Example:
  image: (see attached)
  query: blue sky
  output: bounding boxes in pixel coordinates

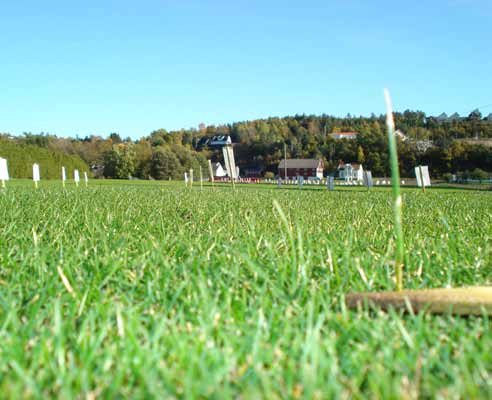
[1,0,491,139]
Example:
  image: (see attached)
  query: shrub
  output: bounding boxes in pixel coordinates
[0,138,89,179]
[470,168,489,180]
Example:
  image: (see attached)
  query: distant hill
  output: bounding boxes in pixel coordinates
[0,138,90,179]
[455,138,492,148]
[2,108,492,179]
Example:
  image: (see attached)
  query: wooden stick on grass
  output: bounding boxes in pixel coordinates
[346,287,492,315]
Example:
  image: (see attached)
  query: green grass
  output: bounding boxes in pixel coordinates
[0,180,491,398]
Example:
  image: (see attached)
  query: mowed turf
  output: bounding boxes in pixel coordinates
[0,180,491,398]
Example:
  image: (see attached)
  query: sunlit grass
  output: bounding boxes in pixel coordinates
[0,180,491,398]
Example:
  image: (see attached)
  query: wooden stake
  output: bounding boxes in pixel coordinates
[346,287,492,316]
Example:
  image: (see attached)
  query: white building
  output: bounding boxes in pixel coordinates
[209,135,232,147]
[213,162,227,178]
[278,159,324,179]
[329,132,359,140]
[338,162,364,181]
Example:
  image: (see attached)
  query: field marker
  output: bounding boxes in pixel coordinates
[327,176,334,191]
[0,158,9,188]
[223,145,236,190]
[61,166,66,187]
[415,165,430,192]
[84,172,88,187]
[32,163,40,189]
[207,160,214,186]
[363,171,373,191]
[74,170,80,187]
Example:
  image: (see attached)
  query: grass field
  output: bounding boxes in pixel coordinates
[1,180,491,398]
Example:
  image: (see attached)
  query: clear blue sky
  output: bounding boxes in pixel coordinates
[1,0,491,139]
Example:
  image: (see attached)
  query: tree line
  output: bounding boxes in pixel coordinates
[1,109,492,179]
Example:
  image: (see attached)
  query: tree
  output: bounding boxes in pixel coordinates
[151,147,181,180]
[103,144,136,179]
[134,141,153,179]
[357,146,365,164]
[468,109,482,121]
[470,168,488,180]
[21,133,50,147]
[149,129,168,147]
[109,133,123,144]
[367,152,384,176]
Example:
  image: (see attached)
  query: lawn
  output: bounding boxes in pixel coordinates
[0,180,491,398]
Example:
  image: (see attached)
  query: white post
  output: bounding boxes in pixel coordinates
[208,160,214,185]
[84,172,88,187]
[32,163,40,189]
[62,166,66,187]
[0,158,9,188]
[74,169,80,187]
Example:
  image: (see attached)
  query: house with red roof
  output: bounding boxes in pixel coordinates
[278,159,324,179]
